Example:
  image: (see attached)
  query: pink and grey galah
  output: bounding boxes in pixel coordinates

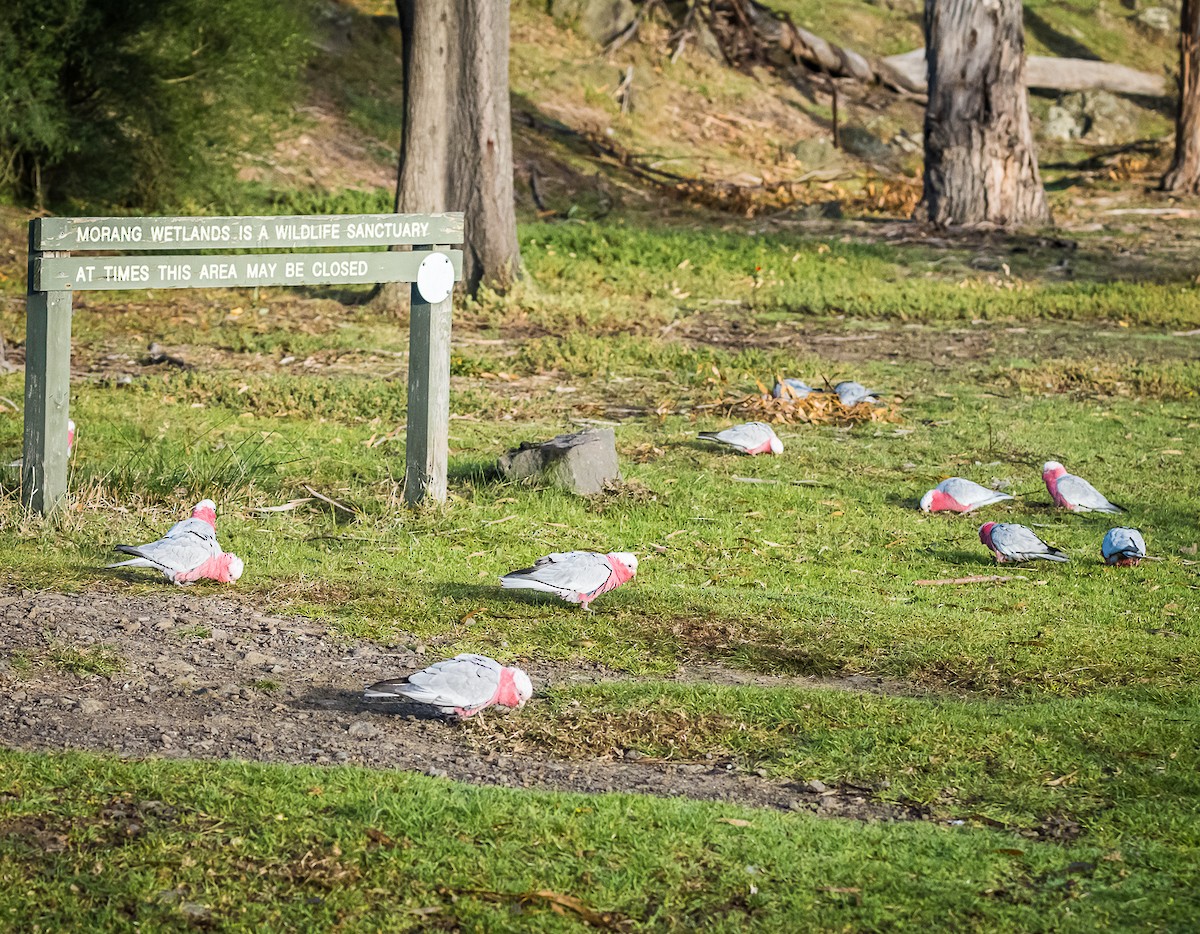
[698,422,783,455]
[979,522,1069,564]
[1102,527,1147,566]
[1042,461,1123,513]
[920,477,1014,513]
[363,654,533,718]
[106,499,243,585]
[500,550,637,610]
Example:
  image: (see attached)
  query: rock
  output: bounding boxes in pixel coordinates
[78,699,105,716]
[839,125,895,164]
[498,428,620,495]
[242,650,273,667]
[548,0,636,45]
[347,721,380,738]
[806,778,828,794]
[1135,6,1174,33]
[1048,91,1140,146]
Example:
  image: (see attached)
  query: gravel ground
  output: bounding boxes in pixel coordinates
[0,584,926,822]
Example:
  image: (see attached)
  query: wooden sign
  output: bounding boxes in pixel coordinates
[23,213,465,515]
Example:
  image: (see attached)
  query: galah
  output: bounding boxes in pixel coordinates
[500,551,637,610]
[1102,527,1147,566]
[772,377,818,400]
[1042,461,1123,513]
[979,522,1069,564]
[920,478,1014,514]
[834,381,878,407]
[364,654,533,718]
[7,418,77,468]
[698,422,783,455]
[106,500,243,585]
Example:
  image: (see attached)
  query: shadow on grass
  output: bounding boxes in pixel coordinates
[448,458,503,487]
[294,687,450,721]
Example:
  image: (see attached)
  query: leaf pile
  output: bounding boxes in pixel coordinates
[705,379,903,426]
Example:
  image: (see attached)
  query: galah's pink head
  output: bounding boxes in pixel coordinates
[67,419,76,454]
[609,552,638,580]
[919,489,936,512]
[768,433,784,455]
[511,667,533,706]
[1042,461,1066,483]
[219,553,244,582]
[191,499,218,528]
[978,522,996,546]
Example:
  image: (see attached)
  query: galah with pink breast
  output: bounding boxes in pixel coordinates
[106,499,243,585]
[364,654,533,718]
[920,477,1014,513]
[1042,461,1123,513]
[698,422,783,455]
[500,550,637,611]
[979,522,1069,564]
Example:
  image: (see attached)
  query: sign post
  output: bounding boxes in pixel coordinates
[22,213,465,515]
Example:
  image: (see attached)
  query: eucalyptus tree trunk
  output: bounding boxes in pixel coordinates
[1163,0,1200,194]
[919,0,1050,228]
[383,0,521,309]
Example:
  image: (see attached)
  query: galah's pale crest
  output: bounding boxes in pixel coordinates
[1043,461,1123,513]
[834,381,878,407]
[364,654,533,718]
[772,377,818,400]
[106,500,243,585]
[1102,527,1147,566]
[920,478,1014,513]
[500,550,637,610]
[698,422,783,455]
[979,522,1069,564]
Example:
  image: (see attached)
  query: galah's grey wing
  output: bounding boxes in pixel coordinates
[992,524,1050,556]
[116,535,214,572]
[506,552,613,595]
[1103,528,1145,560]
[402,656,501,709]
[942,478,1012,508]
[1058,475,1121,512]
[719,423,771,448]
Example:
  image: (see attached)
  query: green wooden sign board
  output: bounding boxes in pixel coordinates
[23,214,464,515]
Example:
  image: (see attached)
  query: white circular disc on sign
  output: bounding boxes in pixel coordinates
[416,251,455,303]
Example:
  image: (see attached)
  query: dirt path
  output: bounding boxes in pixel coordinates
[0,584,923,821]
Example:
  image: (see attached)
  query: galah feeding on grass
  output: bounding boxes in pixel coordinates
[1102,527,1147,566]
[772,377,818,400]
[920,478,1014,514]
[979,522,1069,564]
[834,381,878,407]
[106,499,243,585]
[363,654,533,718]
[698,422,783,455]
[7,418,77,468]
[1042,461,1123,513]
[500,550,637,611]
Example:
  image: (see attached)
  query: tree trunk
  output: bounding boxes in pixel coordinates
[919,0,1050,228]
[384,0,521,308]
[1163,0,1200,194]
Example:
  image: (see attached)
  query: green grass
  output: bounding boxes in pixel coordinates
[1,749,1196,932]
[1,214,1199,929]
[44,643,125,677]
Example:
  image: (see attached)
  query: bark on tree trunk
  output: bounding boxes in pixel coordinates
[383,0,521,310]
[1163,0,1200,194]
[919,0,1050,228]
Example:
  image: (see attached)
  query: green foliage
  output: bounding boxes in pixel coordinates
[0,0,312,209]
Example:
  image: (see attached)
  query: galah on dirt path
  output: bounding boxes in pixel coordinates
[772,377,819,400]
[1043,461,1123,513]
[698,422,783,455]
[979,522,1069,564]
[1102,527,1147,566]
[7,418,77,469]
[106,500,242,585]
[500,551,637,611]
[921,478,1014,514]
[364,654,533,718]
[834,381,879,407]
